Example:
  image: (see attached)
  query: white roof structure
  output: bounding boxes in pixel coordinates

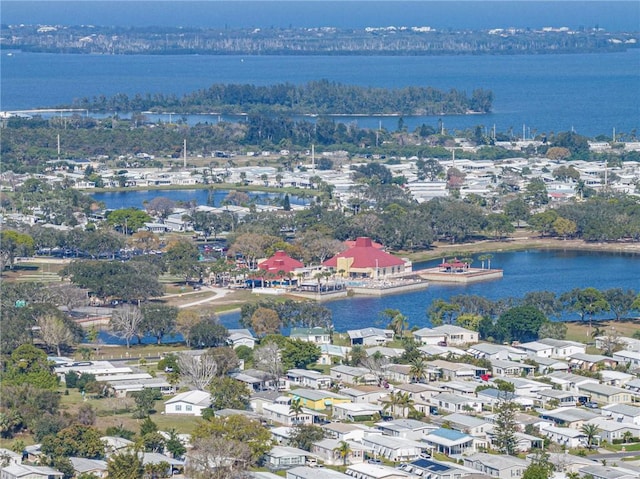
[165,390,212,407]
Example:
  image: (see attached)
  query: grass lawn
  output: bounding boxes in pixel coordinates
[564,319,640,344]
[607,442,640,452]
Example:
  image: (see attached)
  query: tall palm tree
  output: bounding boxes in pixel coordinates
[409,357,428,383]
[333,440,352,466]
[580,423,600,449]
[289,398,304,425]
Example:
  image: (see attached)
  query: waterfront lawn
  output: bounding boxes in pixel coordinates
[564,319,640,343]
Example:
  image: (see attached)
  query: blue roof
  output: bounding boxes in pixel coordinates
[478,388,516,400]
[429,428,469,440]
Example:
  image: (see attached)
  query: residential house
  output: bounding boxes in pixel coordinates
[101,436,134,454]
[264,446,308,471]
[344,462,414,479]
[1,465,63,479]
[339,386,388,404]
[262,403,315,426]
[576,464,640,479]
[414,325,478,346]
[431,392,483,413]
[537,338,586,358]
[517,340,555,358]
[577,382,632,405]
[602,403,640,425]
[392,383,442,416]
[226,329,256,349]
[613,350,640,369]
[318,344,351,365]
[366,347,404,360]
[427,359,487,380]
[568,353,617,371]
[289,388,351,410]
[600,370,635,388]
[491,359,535,377]
[463,453,528,479]
[467,343,528,362]
[489,377,553,397]
[69,458,107,479]
[374,419,436,440]
[397,458,476,479]
[436,380,477,397]
[585,418,640,443]
[529,356,570,374]
[381,364,412,383]
[545,371,600,392]
[476,389,534,410]
[285,369,332,390]
[250,390,282,415]
[164,390,211,416]
[360,434,426,462]
[412,327,447,345]
[286,466,350,479]
[539,407,599,429]
[422,428,475,456]
[230,369,275,392]
[536,389,579,408]
[331,365,378,386]
[290,327,331,345]
[347,328,394,347]
[311,438,365,466]
[441,413,492,436]
[418,344,467,359]
[332,402,383,422]
[539,425,588,448]
[322,423,378,442]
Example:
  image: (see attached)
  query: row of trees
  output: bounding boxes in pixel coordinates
[73,80,493,116]
[428,288,640,343]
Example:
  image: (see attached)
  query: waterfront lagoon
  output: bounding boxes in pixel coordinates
[219,249,640,332]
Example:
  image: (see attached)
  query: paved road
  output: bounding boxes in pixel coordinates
[589,451,640,460]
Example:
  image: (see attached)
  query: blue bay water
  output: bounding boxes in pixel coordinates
[3,50,639,137]
[91,189,309,210]
[217,249,640,332]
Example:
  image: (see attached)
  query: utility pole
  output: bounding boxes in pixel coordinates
[183,139,187,169]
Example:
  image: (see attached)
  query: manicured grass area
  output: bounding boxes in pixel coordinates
[607,442,640,452]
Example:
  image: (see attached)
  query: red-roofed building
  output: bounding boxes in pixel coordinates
[257,251,304,279]
[322,237,408,279]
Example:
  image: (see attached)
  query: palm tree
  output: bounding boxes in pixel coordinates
[409,357,428,383]
[333,440,352,466]
[622,430,633,444]
[289,398,304,425]
[580,423,600,449]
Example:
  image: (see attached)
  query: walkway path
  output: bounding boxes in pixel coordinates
[176,286,234,308]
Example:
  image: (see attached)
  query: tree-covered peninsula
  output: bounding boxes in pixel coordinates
[69,81,493,116]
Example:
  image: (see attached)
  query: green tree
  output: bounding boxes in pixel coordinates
[165,429,186,459]
[209,377,249,411]
[0,230,35,270]
[282,339,321,370]
[603,288,637,321]
[580,423,600,449]
[493,395,519,455]
[525,178,549,207]
[140,304,178,345]
[2,344,59,389]
[41,424,105,459]
[106,208,152,234]
[164,240,203,283]
[133,390,161,418]
[289,424,324,451]
[334,440,352,466]
[560,288,609,333]
[289,398,304,425]
[381,309,409,338]
[427,299,460,326]
[496,306,547,343]
[106,449,144,479]
[192,415,273,463]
